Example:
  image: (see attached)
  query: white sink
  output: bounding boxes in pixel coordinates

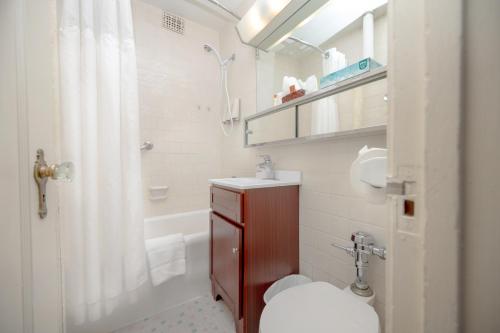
[209,171,301,190]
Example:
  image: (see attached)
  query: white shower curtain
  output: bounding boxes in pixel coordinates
[311,48,346,135]
[58,0,147,324]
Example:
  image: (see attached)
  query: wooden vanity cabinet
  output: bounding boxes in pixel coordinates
[210,185,299,333]
[211,212,243,319]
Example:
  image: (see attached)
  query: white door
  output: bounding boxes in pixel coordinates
[0,0,63,332]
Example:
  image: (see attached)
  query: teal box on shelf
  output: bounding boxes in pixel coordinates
[319,58,382,89]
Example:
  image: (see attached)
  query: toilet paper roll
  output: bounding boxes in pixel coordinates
[350,145,387,204]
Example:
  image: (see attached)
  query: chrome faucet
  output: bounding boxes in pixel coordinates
[256,154,274,179]
[332,231,386,297]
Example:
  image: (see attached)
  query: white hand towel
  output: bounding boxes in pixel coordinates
[145,233,186,286]
[301,75,318,94]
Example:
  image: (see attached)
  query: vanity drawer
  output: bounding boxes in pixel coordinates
[211,186,243,223]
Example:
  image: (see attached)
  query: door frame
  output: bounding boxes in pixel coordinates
[12,0,64,332]
[385,0,462,332]
[15,0,35,330]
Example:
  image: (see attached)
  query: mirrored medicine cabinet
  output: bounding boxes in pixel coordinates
[241,0,388,147]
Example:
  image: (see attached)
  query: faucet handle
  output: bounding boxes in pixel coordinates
[370,246,387,260]
[257,154,273,168]
[331,242,355,257]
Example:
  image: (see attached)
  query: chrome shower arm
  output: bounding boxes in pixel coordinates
[287,36,329,59]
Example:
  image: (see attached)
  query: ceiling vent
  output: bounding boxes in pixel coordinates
[162,11,185,35]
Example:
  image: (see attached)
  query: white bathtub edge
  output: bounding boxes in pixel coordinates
[144,209,210,224]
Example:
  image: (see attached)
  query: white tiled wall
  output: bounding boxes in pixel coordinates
[260,136,387,324]
[133,1,223,217]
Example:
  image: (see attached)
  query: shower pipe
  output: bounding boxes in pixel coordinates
[287,36,330,59]
[204,44,235,136]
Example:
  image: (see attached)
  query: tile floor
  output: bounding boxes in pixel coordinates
[113,295,235,333]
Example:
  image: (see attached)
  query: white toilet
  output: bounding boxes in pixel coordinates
[260,281,380,333]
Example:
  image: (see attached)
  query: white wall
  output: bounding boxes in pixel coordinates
[462,0,500,330]
[219,21,257,178]
[133,0,223,218]
[220,18,388,328]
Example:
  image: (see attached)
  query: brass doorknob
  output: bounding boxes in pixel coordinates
[36,160,74,181]
[34,149,74,219]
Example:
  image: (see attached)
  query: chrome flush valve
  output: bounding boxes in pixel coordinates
[332,231,386,297]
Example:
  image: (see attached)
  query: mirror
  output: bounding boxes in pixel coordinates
[297,78,387,137]
[246,106,296,146]
[247,0,388,147]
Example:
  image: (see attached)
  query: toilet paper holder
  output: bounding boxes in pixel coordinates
[350,146,387,204]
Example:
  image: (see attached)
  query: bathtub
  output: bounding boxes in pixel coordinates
[72,209,211,333]
[143,209,211,308]
[140,209,211,313]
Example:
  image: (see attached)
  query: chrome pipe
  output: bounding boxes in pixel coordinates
[205,0,241,20]
[287,36,329,59]
[331,231,387,297]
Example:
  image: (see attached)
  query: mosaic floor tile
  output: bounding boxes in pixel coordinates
[114,294,235,333]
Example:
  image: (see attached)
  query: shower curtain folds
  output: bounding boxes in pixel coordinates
[58,0,147,325]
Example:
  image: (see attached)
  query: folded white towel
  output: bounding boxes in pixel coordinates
[145,233,186,286]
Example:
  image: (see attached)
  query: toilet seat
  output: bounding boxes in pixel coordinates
[260,281,379,333]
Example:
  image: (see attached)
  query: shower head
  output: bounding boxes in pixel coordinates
[203,44,213,52]
[203,43,235,67]
[203,43,222,65]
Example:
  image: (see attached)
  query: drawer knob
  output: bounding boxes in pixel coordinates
[232,247,239,254]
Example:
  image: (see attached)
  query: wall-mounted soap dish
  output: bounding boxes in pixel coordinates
[149,186,168,201]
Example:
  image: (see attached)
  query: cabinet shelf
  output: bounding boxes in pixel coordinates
[246,66,387,122]
[245,124,386,148]
[244,66,387,147]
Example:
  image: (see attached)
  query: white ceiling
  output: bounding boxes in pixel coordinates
[139,0,249,31]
